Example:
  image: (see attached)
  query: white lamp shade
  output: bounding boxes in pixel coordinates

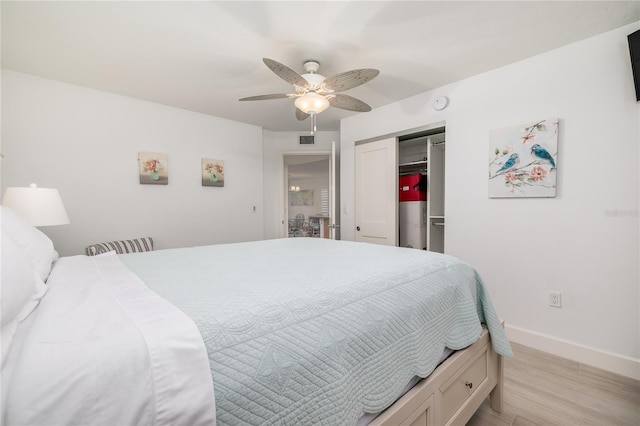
[2,184,70,226]
[294,92,330,114]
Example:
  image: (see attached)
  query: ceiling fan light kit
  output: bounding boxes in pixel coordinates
[239,58,379,133]
[294,92,330,115]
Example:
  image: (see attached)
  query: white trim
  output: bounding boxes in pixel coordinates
[506,325,640,381]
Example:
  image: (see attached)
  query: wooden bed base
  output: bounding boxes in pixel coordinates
[370,327,503,426]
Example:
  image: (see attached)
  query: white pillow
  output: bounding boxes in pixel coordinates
[1,206,55,282]
[1,231,48,364]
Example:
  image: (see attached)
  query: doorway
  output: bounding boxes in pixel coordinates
[283,153,332,239]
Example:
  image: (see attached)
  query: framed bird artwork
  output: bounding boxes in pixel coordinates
[488,118,558,198]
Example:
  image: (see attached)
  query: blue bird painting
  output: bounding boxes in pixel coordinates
[531,144,556,168]
[495,153,519,174]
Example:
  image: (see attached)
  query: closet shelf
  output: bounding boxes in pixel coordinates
[399,160,428,168]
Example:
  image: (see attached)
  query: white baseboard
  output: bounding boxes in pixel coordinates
[505,324,640,381]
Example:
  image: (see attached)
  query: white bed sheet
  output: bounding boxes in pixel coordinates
[2,252,216,426]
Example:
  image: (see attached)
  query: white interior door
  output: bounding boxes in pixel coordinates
[355,137,398,245]
[329,141,337,239]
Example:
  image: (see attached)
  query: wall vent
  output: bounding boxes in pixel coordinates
[300,135,315,145]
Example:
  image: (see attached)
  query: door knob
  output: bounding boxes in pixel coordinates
[356,226,361,231]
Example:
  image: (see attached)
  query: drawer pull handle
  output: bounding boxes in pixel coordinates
[465,381,473,389]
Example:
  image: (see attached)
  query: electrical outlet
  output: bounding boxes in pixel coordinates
[549,291,561,308]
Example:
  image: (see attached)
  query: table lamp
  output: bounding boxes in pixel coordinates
[2,183,70,226]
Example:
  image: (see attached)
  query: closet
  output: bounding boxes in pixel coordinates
[398,130,445,252]
[354,126,445,252]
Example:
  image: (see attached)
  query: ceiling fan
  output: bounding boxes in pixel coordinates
[239,58,379,133]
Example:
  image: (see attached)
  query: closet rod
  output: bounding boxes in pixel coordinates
[399,159,427,167]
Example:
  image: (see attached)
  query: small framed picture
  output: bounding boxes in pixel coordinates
[289,189,313,206]
[202,158,224,187]
[139,152,168,185]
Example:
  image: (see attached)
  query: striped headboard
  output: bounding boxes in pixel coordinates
[85,237,154,256]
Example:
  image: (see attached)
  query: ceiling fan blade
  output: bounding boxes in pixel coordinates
[239,93,290,101]
[323,69,379,92]
[329,94,372,112]
[295,108,310,121]
[263,58,308,87]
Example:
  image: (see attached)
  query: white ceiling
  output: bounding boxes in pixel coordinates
[2,1,639,132]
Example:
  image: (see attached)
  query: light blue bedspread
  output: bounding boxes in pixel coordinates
[121,238,512,426]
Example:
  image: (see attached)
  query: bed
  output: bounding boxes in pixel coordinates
[1,205,513,426]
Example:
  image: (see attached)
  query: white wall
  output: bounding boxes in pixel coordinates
[262,130,339,239]
[1,70,265,256]
[340,23,640,378]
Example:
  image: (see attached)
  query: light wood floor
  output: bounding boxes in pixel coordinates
[466,343,640,426]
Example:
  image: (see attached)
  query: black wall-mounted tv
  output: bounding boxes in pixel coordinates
[628,29,640,102]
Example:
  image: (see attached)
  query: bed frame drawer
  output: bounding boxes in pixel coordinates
[439,342,490,424]
[370,327,503,426]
